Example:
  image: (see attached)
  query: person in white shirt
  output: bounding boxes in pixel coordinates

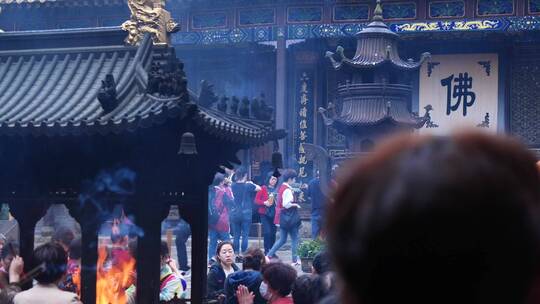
[266,169,302,265]
[14,242,81,304]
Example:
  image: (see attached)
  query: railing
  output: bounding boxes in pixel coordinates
[336,83,412,97]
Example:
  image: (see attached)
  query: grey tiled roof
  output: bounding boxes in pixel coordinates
[0,29,285,144]
[343,36,427,70]
[195,107,279,144]
[335,97,423,128]
[0,34,176,135]
[0,0,123,5]
[327,20,430,71]
[0,0,53,3]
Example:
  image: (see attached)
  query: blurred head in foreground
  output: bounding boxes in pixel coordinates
[327,131,540,304]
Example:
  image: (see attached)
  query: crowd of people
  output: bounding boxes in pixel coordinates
[208,167,315,267]
[207,239,335,304]
[207,131,540,304]
[205,162,337,303]
[2,131,540,304]
[0,213,189,303]
[0,227,82,304]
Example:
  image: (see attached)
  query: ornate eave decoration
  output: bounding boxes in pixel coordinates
[325,0,430,71]
[321,0,433,132]
[122,0,180,46]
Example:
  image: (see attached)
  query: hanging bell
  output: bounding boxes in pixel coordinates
[178,132,198,155]
[271,151,283,169]
[271,150,283,178]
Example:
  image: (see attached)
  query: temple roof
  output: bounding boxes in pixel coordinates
[0,28,283,145]
[0,33,162,135]
[333,97,425,129]
[0,0,52,3]
[320,82,430,130]
[0,0,123,5]
[326,1,430,71]
[0,0,278,4]
[195,107,283,144]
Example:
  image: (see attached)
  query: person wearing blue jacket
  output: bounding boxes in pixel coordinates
[225,247,266,304]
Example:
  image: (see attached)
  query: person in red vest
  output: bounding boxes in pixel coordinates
[254,174,279,253]
[266,169,301,265]
[208,173,234,263]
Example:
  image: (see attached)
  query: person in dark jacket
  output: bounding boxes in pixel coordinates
[174,217,191,274]
[230,167,261,255]
[225,247,266,304]
[307,172,328,240]
[207,241,239,302]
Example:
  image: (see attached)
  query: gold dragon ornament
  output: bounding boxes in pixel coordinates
[122,0,179,46]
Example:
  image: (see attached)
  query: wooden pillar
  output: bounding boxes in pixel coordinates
[79,221,98,304]
[275,33,288,155]
[417,0,427,19]
[187,186,208,304]
[71,201,99,304]
[10,201,47,290]
[135,194,169,303]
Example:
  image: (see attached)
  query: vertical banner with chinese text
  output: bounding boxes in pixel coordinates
[419,54,499,134]
[295,71,314,201]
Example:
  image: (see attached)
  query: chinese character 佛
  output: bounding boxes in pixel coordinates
[441,72,476,116]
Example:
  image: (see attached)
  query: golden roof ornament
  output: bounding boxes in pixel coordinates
[122,0,180,46]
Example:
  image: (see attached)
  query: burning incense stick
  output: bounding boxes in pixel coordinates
[18,262,46,286]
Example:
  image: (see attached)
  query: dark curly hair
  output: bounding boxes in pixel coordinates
[243,247,265,271]
[262,262,297,297]
[312,251,331,274]
[292,274,328,304]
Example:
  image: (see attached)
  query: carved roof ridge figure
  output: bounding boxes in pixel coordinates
[326,0,430,71]
[0,28,286,145]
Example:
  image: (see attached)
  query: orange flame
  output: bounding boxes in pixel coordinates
[73,267,81,297]
[96,246,136,304]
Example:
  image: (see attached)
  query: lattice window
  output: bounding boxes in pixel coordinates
[510,47,540,146]
[326,126,346,147]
